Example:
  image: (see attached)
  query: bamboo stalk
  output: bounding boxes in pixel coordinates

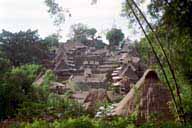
[126,0,180,120]
[130,0,186,123]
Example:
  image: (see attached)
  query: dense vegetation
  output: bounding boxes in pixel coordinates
[106,28,124,49]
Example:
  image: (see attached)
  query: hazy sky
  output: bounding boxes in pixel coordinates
[0,0,147,42]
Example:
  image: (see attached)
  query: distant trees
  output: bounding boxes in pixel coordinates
[69,23,106,48]
[69,23,125,49]
[70,23,89,43]
[106,28,124,49]
[70,23,97,43]
[0,29,50,67]
[43,34,59,49]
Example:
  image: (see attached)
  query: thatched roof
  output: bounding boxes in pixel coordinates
[84,68,92,77]
[63,41,87,52]
[53,42,87,71]
[72,91,89,103]
[131,57,140,64]
[72,73,106,83]
[119,64,139,82]
[83,89,111,111]
[112,69,173,124]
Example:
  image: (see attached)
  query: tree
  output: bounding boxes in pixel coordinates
[69,23,99,46]
[0,64,41,119]
[70,23,88,43]
[0,29,49,66]
[0,50,10,74]
[94,39,106,49]
[106,28,124,48]
[148,0,192,34]
[43,34,59,48]
[86,28,97,40]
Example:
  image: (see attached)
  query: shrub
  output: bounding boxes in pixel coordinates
[17,120,50,128]
[0,64,41,119]
[53,117,94,128]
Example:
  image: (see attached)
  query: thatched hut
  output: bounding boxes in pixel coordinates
[83,89,111,112]
[112,69,173,124]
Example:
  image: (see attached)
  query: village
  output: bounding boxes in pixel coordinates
[31,38,175,125]
[1,0,191,127]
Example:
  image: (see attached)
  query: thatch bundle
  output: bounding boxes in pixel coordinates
[83,89,111,111]
[112,69,173,124]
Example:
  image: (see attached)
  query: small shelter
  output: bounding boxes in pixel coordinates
[112,69,173,124]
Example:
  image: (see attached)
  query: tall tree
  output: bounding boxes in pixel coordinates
[69,23,99,46]
[0,29,48,66]
[106,28,124,49]
[70,23,88,43]
[43,34,59,48]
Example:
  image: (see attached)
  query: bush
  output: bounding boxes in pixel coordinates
[17,93,87,121]
[13,116,137,128]
[17,102,47,120]
[18,120,50,128]
[53,117,94,128]
[0,64,41,119]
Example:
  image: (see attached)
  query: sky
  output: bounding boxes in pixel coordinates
[0,0,147,43]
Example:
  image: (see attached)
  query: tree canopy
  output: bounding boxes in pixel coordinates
[106,28,124,47]
[0,29,49,66]
[70,23,97,42]
[43,34,59,48]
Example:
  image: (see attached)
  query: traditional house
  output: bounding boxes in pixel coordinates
[71,69,108,91]
[112,69,173,124]
[112,63,139,93]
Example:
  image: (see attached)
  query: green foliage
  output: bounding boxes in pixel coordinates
[17,102,47,120]
[86,28,97,39]
[17,92,87,121]
[18,120,50,128]
[12,119,192,128]
[106,28,124,48]
[69,23,99,45]
[68,23,106,49]
[0,64,41,119]
[140,121,192,128]
[43,34,59,49]
[15,117,136,128]
[44,0,66,27]
[148,0,192,34]
[70,23,89,42]
[0,50,10,74]
[94,39,106,49]
[0,29,49,66]
[53,117,94,128]
[32,69,56,100]
[42,70,56,92]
